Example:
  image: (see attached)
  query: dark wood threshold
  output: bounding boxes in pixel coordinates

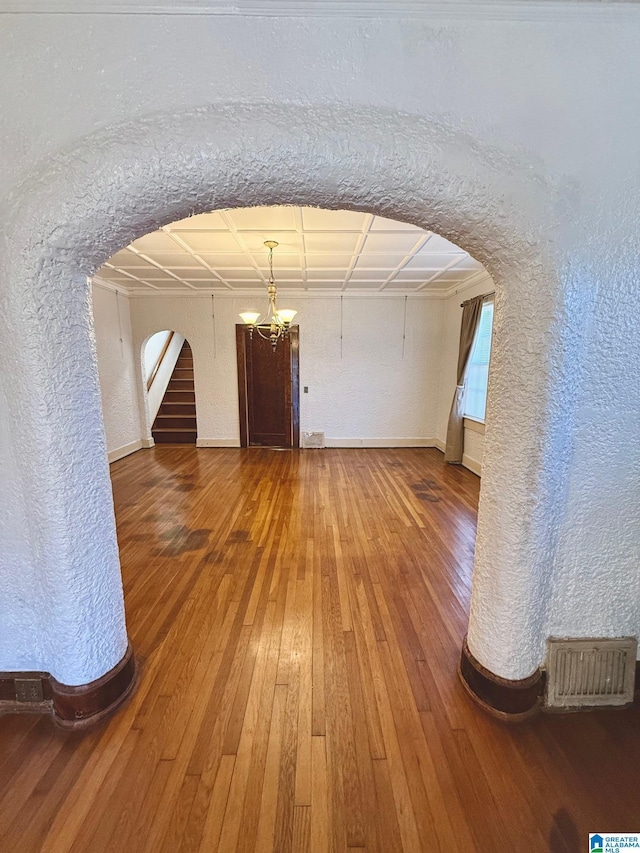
[458,636,544,722]
[0,640,136,729]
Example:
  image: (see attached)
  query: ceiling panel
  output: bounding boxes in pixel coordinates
[368,216,424,232]
[419,233,466,254]
[198,253,254,268]
[348,268,392,280]
[108,250,157,268]
[306,254,353,269]
[169,211,228,230]
[354,254,405,269]
[217,269,262,280]
[99,268,137,282]
[306,270,349,281]
[383,280,423,290]
[362,233,424,254]
[226,206,298,231]
[448,255,484,270]
[177,232,243,253]
[402,253,465,270]
[304,233,359,253]
[430,269,475,282]
[389,269,437,281]
[307,281,347,289]
[124,267,180,280]
[96,205,485,294]
[175,267,223,280]
[238,231,303,253]
[130,232,183,253]
[251,253,302,269]
[148,253,207,268]
[301,208,367,231]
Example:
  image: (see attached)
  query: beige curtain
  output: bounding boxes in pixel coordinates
[444,295,484,464]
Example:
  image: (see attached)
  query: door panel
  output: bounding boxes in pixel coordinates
[236,325,299,448]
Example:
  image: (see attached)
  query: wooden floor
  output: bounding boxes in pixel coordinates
[1,447,640,852]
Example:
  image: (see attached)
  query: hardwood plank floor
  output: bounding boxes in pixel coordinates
[1,447,639,852]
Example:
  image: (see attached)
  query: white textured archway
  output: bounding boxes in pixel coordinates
[1,102,575,688]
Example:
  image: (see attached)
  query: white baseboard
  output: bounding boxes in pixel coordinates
[196,438,241,448]
[324,437,437,448]
[141,437,155,448]
[108,439,143,463]
[434,438,446,453]
[462,453,483,477]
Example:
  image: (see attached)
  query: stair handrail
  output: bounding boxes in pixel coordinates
[146,330,175,391]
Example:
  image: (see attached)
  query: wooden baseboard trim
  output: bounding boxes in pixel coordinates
[458,636,544,722]
[0,641,136,729]
[51,642,137,729]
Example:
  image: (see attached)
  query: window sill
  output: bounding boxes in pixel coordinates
[463,417,485,435]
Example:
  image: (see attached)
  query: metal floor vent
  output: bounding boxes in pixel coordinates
[302,431,325,449]
[546,638,637,709]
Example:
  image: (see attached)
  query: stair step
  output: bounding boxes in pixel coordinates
[153,415,197,429]
[164,390,195,402]
[152,428,197,444]
[167,384,195,394]
[159,402,196,415]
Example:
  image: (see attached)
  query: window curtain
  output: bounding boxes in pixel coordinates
[444,295,484,464]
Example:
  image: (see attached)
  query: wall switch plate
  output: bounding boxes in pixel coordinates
[15,678,44,703]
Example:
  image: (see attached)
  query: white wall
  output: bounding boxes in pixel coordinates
[1,4,639,685]
[92,281,144,462]
[143,330,171,381]
[145,331,185,424]
[130,293,444,446]
[437,273,494,475]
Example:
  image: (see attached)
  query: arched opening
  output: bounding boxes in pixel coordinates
[2,102,568,715]
[143,331,197,445]
[95,204,493,465]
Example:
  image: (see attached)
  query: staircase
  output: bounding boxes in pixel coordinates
[152,341,197,444]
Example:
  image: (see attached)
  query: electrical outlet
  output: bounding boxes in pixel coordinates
[303,386,308,393]
[15,678,44,703]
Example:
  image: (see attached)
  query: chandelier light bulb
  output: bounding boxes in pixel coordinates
[240,311,260,325]
[276,309,297,324]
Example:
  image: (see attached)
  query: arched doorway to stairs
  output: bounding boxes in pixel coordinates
[143,331,197,445]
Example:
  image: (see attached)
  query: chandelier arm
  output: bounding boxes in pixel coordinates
[253,324,283,342]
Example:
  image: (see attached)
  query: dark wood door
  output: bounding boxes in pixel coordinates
[236,325,299,448]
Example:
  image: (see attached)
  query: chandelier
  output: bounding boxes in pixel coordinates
[239,240,297,350]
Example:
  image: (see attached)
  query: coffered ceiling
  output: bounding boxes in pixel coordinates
[96,206,486,295]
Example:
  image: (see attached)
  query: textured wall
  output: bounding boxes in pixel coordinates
[92,282,144,458]
[130,294,443,446]
[1,9,639,685]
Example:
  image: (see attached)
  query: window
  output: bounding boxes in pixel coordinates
[464,298,494,422]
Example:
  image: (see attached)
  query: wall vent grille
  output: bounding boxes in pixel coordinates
[546,638,637,709]
[302,431,325,449]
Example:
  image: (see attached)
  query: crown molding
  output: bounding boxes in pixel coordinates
[124,286,443,299]
[92,275,131,296]
[441,269,494,301]
[93,274,487,300]
[1,1,639,21]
